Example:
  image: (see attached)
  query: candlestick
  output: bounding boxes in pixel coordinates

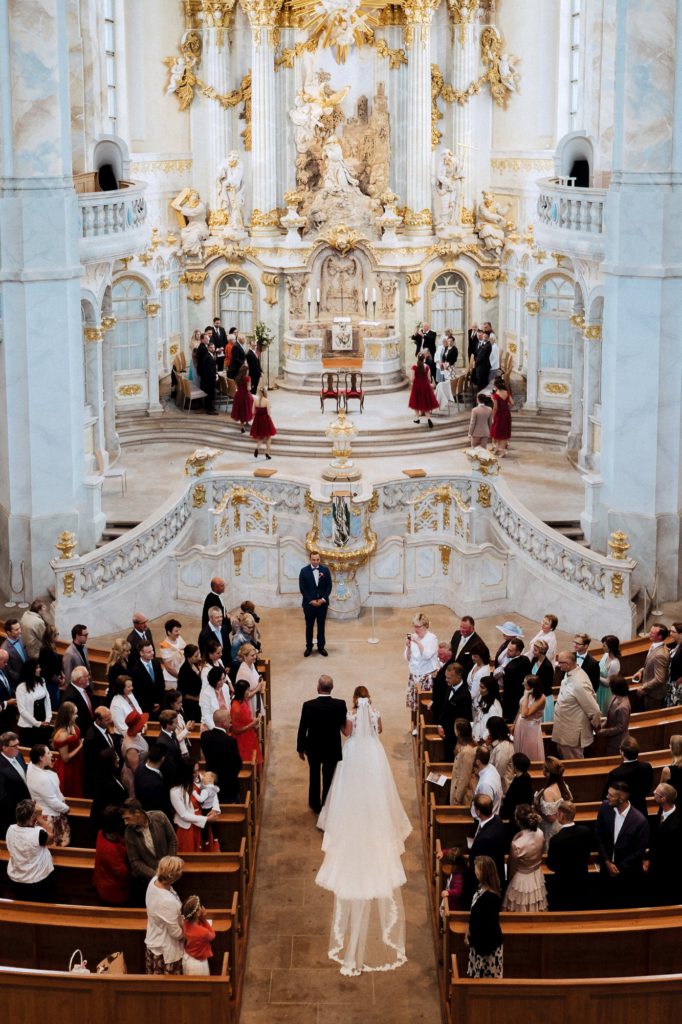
[316,288,320,304]
[307,289,312,304]
[364,288,368,303]
[372,288,376,304]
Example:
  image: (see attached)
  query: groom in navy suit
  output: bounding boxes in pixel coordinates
[299,551,332,657]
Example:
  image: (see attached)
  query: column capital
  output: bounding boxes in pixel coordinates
[200,1,237,27]
[239,0,283,29]
[403,0,441,26]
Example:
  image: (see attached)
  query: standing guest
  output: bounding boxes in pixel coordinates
[15,659,52,748]
[144,855,185,975]
[230,613,259,663]
[158,619,187,689]
[486,717,515,794]
[121,799,178,905]
[500,753,533,825]
[83,706,120,797]
[105,638,132,703]
[212,317,228,369]
[449,616,484,681]
[230,363,254,431]
[2,618,28,688]
[664,622,682,706]
[440,847,468,913]
[411,321,437,364]
[246,337,262,393]
[500,639,531,724]
[430,642,455,722]
[235,644,265,718]
[573,633,601,693]
[467,323,480,362]
[467,794,507,896]
[299,551,332,658]
[552,651,601,759]
[177,644,202,720]
[93,806,130,905]
[6,798,55,902]
[595,781,649,908]
[200,641,230,691]
[633,624,671,710]
[404,611,439,713]
[170,759,220,853]
[466,643,491,705]
[126,613,155,669]
[26,744,70,846]
[164,690,193,756]
[62,665,96,737]
[546,800,593,910]
[122,709,150,759]
[187,328,202,382]
[438,664,473,761]
[472,677,503,744]
[121,747,140,797]
[471,747,503,816]
[226,332,247,380]
[599,677,631,755]
[230,600,262,642]
[512,676,546,763]
[135,744,173,821]
[182,895,216,975]
[465,856,503,978]
[528,639,555,722]
[20,600,48,659]
[502,805,547,912]
[38,625,64,711]
[51,700,84,797]
[660,734,682,795]
[296,675,347,814]
[199,665,232,732]
[529,614,559,666]
[597,635,622,713]
[490,377,514,457]
[492,621,524,678]
[408,352,438,428]
[89,748,127,836]
[472,334,492,390]
[0,732,29,838]
[61,623,90,685]
[604,736,654,818]
[131,643,165,719]
[200,708,243,804]
[199,608,231,661]
[449,719,478,806]
[251,385,277,459]
[533,756,572,846]
[202,578,226,630]
[467,393,493,448]
[644,783,682,906]
[156,710,184,788]
[196,332,218,415]
[110,676,143,737]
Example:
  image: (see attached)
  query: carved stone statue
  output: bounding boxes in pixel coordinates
[321,254,362,314]
[217,151,246,238]
[321,136,360,194]
[377,274,397,315]
[433,148,463,237]
[475,191,507,255]
[286,275,307,318]
[171,188,209,257]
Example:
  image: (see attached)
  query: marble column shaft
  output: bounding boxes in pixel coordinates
[578,336,601,471]
[204,26,233,209]
[248,20,279,225]
[567,325,584,452]
[452,21,476,211]
[404,20,434,225]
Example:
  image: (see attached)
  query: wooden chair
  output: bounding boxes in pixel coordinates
[320,371,342,412]
[344,371,364,412]
[94,449,126,495]
[216,374,230,412]
[180,374,207,413]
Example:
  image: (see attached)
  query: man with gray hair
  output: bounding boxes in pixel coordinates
[62,664,96,736]
[552,650,601,759]
[297,675,347,814]
[644,782,682,905]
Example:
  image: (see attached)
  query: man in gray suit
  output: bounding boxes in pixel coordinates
[633,624,670,709]
[122,799,177,904]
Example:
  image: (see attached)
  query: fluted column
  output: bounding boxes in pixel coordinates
[241,0,282,236]
[566,308,585,453]
[101,317,121,458]
[403,0,440,236]
[201,2,234,209]
[450,6,477,212]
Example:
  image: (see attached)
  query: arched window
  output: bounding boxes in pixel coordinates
[538,276,574,370]
[429,272,466,357]
[111,278,147,371]
[218,273,254,335]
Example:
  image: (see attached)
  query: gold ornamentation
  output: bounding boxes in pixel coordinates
[118,256,133,270]
[369,489,379,513]
[180,270,208,303]
[167,232,178,245]
[446,0,478,42]
[405,271,422,305]
[465,447,499,476]
[117,384,143,397]
[185,447,222,477]
[490,157,554,175]
[477,267,501,300]
[542,382,570,395]
[304,490,314,512]
[367,35,407,68]
[508,342,517,354]
[150,227,162,249]
[101,315,117,331]
[431,26,519,125]
[430,64,444,148]
[610,572,625,597]
[525,299,540,315]
[241,0,283,29]
[55,531,78,560]
[402,207,432,227]
[137,251,153,266]
[551,252,565,267]
[275,36,319,71]
[283,189,305,208]
[439,545,451,574]
[319,224,364,254]
[233,545,245,575]
[192,484,207,508]
[83,326,104,343]
[498,270,508,283]
[365,343,381,360]
[569,313,585,329]
[62,572,76,597]
[460,206,475,226]
[608,531,631,561]
[170,344,179,355]
[476,482,491,507]
[286,0,389,63]
[250,207,283,229]
[515,275,527,288]
[532,248,548,263]
[208,209,228,227]
[583,324,602,341]
[261,272,280,304]
[144,302,161,317]
[130,159,193,174]
[159,277,171,290]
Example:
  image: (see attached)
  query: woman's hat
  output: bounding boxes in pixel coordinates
[495,621,524,638]
[125,709,149,736]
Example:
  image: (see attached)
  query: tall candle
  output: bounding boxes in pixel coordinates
[364,288,368,303]
[307,289,312,304]
[372,288,376,304]
[316,288,320,303]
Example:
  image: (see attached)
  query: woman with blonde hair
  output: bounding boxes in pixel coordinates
[230,613,260,663]
[533,756,572,845]
[250,384,277,460]
[235,643,265,717]
[51,700,84,797]
[502,804,548,912]
[144,855,185,975]
[105,638,132,702]
[404,611,439,713]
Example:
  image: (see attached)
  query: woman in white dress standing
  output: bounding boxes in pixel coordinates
[316,686,412,977]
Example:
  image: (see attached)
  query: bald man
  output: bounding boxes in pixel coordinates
[202,577,226,629]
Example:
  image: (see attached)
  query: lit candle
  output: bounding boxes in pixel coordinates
[372,288,376,304]
[307,289,312,304]
[364,288,368,303]
[316,288,320,303]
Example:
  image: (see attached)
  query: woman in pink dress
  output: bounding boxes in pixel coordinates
[250,385,277,460]
[512,676,546,763]
[230,364,254,432]
[501,804,548,912]
[408,352,439,429]
[51,700,84,797]
[490,376,514,456]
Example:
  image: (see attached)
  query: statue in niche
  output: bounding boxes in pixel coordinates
[321,255,361,314]
[377,274,397,315]
[171,188,209,257]
[321,136,360,193]
[475,191,508,255]
[342,83,390,198]
[433,149,463,235]
[286,275,307,318]
[289,68,350,193]
[217,151,245,237]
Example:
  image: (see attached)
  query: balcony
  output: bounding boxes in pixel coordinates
[76,177,148,263]
[535,176,607,259]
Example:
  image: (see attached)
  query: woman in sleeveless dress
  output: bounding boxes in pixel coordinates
[490,377,514,456]
[502,804,548,912]
[51,700,84,798]
[230,364,254,432]
[316,686,412,976]
[532,756,572,847]
[513,677,546,762]
[250,385,277,460]
[230,679,263,767]
[408,353,439,429]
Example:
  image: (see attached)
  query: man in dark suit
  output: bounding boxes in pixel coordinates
[62,666,97,737]
[246,342,262,394]
[134,744,173,822]
[156,710,184,789]
[131,643,165,719]
[573,633,601,692]
[297,675,347,814]
[126,613,155,669]
[602,736,654,817]
[449,616,484,681]
[473,336,492,388]
[0,651,18,733]
[200,708,243,803]
[437,664,473,761]
[595,780,649,908]
[82,707,120,797]
[212,317,228,371]
[500,639,532,723]
[467,794,507,903]
[299,551,332,657]
[467,324,482,362]
[202,577,227,629]
[546,799,594,910]
[644,782,682,905]
[411,322,437,379]
[430,642,455,722]
[226,333,247,380]
[1,619,27,689]
[0,731,30,838]
[195,332,218,414]
[198,607,232,661]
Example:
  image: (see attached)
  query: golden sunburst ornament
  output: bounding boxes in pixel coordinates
[289,0,389,63]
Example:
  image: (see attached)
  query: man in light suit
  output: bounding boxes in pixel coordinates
[62,624,90,685]
[296,675,347,814]
[449,616,484,681]
[552,651,602,759]
[299,551,332,657]
[595,780,649,907]
[633,624,670,709]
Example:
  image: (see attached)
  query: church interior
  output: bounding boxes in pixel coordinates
[0,0,681,1020]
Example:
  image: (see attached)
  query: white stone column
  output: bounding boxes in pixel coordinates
[241,0,282,237]
[0,0,93,596]
[578,325,602,471]
[523,297,540,410]
[452,16,477,212]
[403,0,440,236]
[202,16,233,210]
[566,309,585,454]
[101,317,121,457]
[144,300,163,415]
[596,0,682,599]
[83,326,107,457]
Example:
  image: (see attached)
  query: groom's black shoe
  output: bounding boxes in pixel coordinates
[318,647,328,657]
[304,648,312,657]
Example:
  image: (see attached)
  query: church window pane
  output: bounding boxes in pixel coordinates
[429,272,467,362]
[218,273,254,335]
[538,277,574,370]
[111,278,147,372]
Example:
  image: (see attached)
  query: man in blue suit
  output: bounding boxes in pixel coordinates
[595,780,649,908]
[299,551,332,657]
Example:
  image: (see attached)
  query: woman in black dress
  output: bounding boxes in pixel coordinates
[466,855,503,978]
[177,644,202,720]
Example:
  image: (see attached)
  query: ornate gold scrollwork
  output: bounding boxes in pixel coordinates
[405,272,422,305]
[233,545,245,575]
[608,531,631,560]
[476,267,501,300]
[542,382,570,395]
[180,270,209,303]
[261,272,281,304]
[192,484,207,508]
[83,327,104,343]
[610,572,624,597]
[62,572,76,596]
[117,384,143,397]
[476,482,491,508]
[439,545,451,574]
[524,299,540,315]
[55,531,78,560]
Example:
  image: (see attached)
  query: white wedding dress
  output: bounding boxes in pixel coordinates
[315,698,412,976]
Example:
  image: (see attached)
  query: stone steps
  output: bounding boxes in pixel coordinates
[545,519,587,545]
[97,520,141,546]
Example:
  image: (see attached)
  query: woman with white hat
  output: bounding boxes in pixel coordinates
[493,622,524,682]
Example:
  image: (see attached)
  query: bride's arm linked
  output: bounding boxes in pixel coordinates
[342,715,353,737]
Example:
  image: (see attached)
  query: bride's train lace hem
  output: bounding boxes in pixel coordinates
[327,890,407,977]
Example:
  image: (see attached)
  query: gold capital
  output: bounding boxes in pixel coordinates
[83,326,104,343]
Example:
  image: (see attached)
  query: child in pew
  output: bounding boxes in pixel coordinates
[195,771,221,850]
[181,894,216,975]
[440,846,468,916]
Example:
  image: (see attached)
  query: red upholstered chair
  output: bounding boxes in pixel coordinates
[320,371,342,412]
[344,371,364,413]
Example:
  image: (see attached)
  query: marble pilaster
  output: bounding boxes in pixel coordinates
[523,300,539,410]
[101,325,121,458]
[203,25,233,209]
[566,319,584,453]
[578,328,602,471]
[144,301,163,415]
[404,1,439,236]
[452,19,476,212]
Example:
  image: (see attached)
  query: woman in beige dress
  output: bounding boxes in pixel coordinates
[501,804,547,912]
[449,719,477,805]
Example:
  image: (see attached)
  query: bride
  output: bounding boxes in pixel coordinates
[315,686,412,976]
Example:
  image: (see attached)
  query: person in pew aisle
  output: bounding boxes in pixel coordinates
[595,780,649,909]
[511,676,546,763]
[664,622,682,706]
[545,800,593,911]
[51,700,84,798]
[89,747,128,837]
[449,719,478,806]
[472,677,503,744]
[465,856,503,978]
[200,708,243,805]
[0,731,30,838]
[93,805,130,906]
[26,744,70,846]
[145,855,185,975]
[528,639,554,723]
[552,651,602,760]
[501,804,547,912]
[533,757,573,847]
[429,642,455,722]
[438,663,473,762]
[597,634,622,714]
[122,798,178,906]
[632,624,670,710]
[16,659,52,749]
[404,611,439,720]
[164,690,194,756]
[6,798,55,902]
[643,783,682,906]
[171,758,220,853]
[299,551,332,659]
[466,643,492,707]
[599,676,631,756]
[500,753,532,837]
[486,717,515,794]
[135,743,174,821]
[470,747,503,817]
[38,625,63,713]
[105,638,132,704]
[177,645,202,722]
[660,734,682,796]
[231,680,264,768]
[440,847,467,914]
[528,613,559,668]
[182,894,216,975]
[602,736,654,818]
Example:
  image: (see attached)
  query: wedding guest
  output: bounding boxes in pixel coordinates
[408,352,439,429]
[467,393,493,448]
[467,643,491,705]
[200,641,228,688]
[177,644,202,720]
[170,759,220,853]
[502,804,547,912]
[26,744,70,846]
[110,675,144,736]
[164,690,194,756]
[230,363,254,432]
[472,677,503,744]
[449,719,477,806]
[603,736,653,817]
[105,638,132,702]
[182,895,216,975]
[51,700,84,797]
[89,747,127,836]
[38,625,64,710]
[597,634,621,713]
[251,385,277,460]
[546,800,593,911]
[158,619,187,689]
[471,746,503,816]
[20,600,48,659]
[533,756,572,846]
[465,856,503,978]
[486,717,515,794]
[235,644,265,718]
[6,798,55,902]
[512,676,546,763]
[230,613,259,663]
[440,846,467,914]
[664,622,682,706]
[231,679,263,767]
[121,709,150,759]
[93,806,130,905]
[16,659,52,748]
[528,613,558,666]
[438,664,473,761]
[199,665,232,732]
[528,639,555,722]
[599,677,631,755]
[404,612,439,714]
[144,855,185,975]
[121,747,140,797]
[500,639,531,724]
[500,753,532,825]
[490,376,514,457]
[660,734,682,795]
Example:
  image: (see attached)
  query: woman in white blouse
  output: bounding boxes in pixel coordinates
[404,612,439,713]
[529,614,558,666]
[199,665,232,731]
[16,660,52,748]
[472,677,504,744]
[235,643,265,718]
[110,675,143,736]
[26,745,70,847]
[170,759,220,853]
[467,643,492,704]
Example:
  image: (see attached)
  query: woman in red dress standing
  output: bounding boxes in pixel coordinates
[230,364,254,433]
[230,680,263,767]
[490,376,514,457]
[251,385,277,460]
[170,759,220,853]
[51,700,84,797]
[408,352,439,429]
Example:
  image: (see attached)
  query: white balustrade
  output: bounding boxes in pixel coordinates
[535,177,607,255]
[77,180,148,262]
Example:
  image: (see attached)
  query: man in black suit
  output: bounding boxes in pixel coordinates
[82,707,120,797]
[467,794,507,903]
[437,664,473,761]
[212,317,228,371]
[595,780,649,908]
[602,736,654,818]
[299,551,332,657]
[411,322,437,379]
[449,616,484,681]
[195,332,218,414]
[473,335,492,388]
[202,577,227,629]
[546,800,594,910]
[62,666,97,737]
[0,731,30,838]
[467,324,482,362]
[156,710,184,788]
[134,744,173,821]
[644,782,682,905]
[0,651,17,733]
[297,675,347,814]
[1,619,27,689]
[200,708,243,803]
[573,633,601,692]
[500,639,532,723]
[198,607,232,661]
[131,643,165,719]
[246,342,262,394]
[226,333,247,380]
[430,642,455,722]
[126,612,155,669]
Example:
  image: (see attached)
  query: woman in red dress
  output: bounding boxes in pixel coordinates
[93,806,130,905]
[230,364,254,432]
[490,376,514,457]
[250,385,277,460]
[51,700,84,797]
[408,352,439,429]
[171,759,220,853]
[230,680,263,766]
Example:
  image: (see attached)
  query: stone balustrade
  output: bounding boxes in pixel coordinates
[535,176,607,257]
[77,180,148,262]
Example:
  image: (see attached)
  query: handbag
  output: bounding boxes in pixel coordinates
[96,951,127,975]
[33,696,46,723]
[68,949,90,974]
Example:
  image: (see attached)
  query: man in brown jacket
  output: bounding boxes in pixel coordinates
[633,625,670,710]
[122,799,177,905]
